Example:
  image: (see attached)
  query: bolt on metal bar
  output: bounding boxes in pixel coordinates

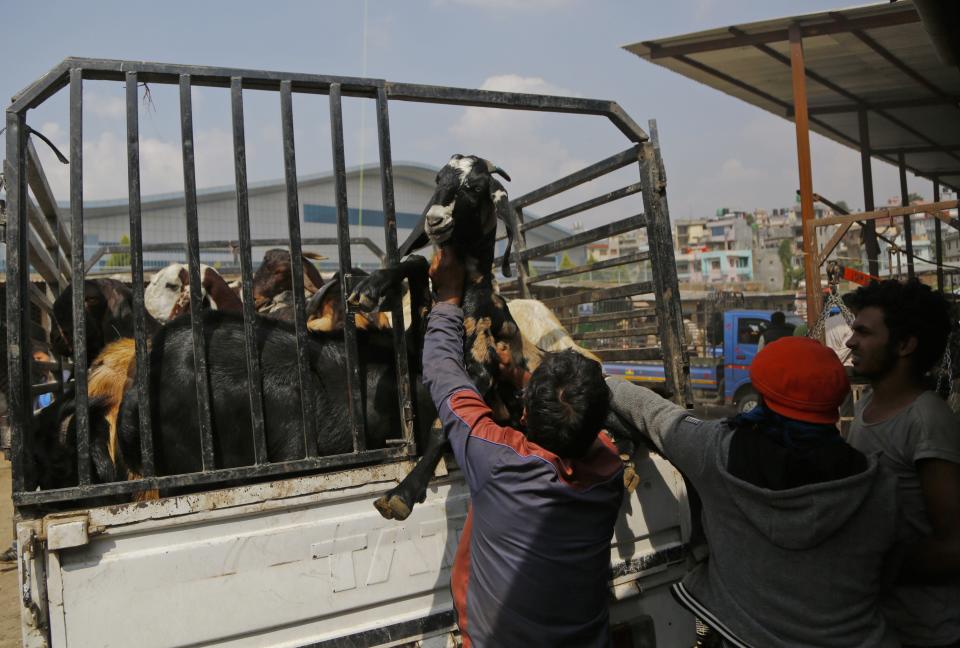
[329,83,367,452]
[179,74,216,471]
[69,68,92,485]
[375,87,415,448]
[232,77,268,464]
[125,72,155,477]
[280,80,319,459]
[5,111,30,493]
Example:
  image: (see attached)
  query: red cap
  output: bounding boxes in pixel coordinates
[750,336,850,425]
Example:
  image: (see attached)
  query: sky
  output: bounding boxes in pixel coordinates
[1,0,941,228]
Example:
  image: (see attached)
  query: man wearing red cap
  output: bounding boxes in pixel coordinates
[608,336,900,647]
[845,279,960,648]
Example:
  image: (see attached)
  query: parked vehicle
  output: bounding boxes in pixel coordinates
[605,309,804,412]
[6,59,694,647]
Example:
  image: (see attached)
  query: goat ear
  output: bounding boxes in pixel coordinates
[398,217,430,257]
[100,281,133,334]
[301,256,325,294]
[490,178,516,277]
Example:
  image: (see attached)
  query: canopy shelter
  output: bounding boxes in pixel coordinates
[625,0,960,321]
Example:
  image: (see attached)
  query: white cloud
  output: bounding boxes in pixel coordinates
[33,122,239,201]
[449,75,585,200]
[85,92,126,119]
[718,157,763,182]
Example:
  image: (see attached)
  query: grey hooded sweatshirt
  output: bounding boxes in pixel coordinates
[607,378,900,648]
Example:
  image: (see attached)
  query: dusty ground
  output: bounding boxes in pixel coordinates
[1,455,20,648]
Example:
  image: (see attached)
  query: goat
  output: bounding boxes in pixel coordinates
[113,311,437,490]
[51,279,160,362]
[145,263,242,322]
[348,154,551,519]
[252,249,326,310]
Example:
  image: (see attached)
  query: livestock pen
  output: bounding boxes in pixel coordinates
[4,58,694,647]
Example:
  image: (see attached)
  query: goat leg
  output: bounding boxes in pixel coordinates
[348,255,429,314]
[374,420,447,520]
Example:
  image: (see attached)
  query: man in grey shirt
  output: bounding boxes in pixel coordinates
[608,336,899,647]
[845,278,960,648]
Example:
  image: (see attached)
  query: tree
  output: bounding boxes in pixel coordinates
[907,192,924,204]
[778,239,803,290]
[105,234,131,268]
[834,200,850,214]
[559,252,575,269]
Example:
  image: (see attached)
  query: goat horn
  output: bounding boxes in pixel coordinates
[483,159,511,182]
[302,252,328,261]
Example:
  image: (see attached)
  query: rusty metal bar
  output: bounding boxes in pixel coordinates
[69,68,92,485]
[329,83,367,453]
[375,86,416,448]
[280,80,319,458]
[126,72,155,477]
[934,181,944,292]
[899,152,915,278]
[179,74,216,471]
[6,111,31,493]
[859,108,880,278]
[789,24,821,328]
[232,77,268,464]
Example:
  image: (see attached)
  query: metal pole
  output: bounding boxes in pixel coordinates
[934,181,944,292]
[858,109,880,277]
[789,24,821,327]
[899,152,915,278]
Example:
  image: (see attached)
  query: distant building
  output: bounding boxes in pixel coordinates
[2,162,582,276]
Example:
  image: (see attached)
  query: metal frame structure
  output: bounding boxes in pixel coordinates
[5,57,688,507]
[625,0,960,318]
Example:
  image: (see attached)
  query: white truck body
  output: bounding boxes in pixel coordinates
[18,452,694,647]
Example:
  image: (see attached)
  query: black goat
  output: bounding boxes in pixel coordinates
[348,154,538,519]
[113,311,438,500]
[51,278,160,362]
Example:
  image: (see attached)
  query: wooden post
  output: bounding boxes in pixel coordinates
[789,24,821,327]
[899,152,915,278]
[858,109,880,277]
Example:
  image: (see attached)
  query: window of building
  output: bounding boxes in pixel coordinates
[711,226,724,237]
[303,204,421,229]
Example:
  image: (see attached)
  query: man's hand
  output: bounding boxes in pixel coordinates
[429,247,465,307]
[496,343,530,390]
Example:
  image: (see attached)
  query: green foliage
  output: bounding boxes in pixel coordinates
[105,235,131,268]
[559,252,575,270]
[834,200,850,214]
[907,192,924,204]
[777,239,803,290]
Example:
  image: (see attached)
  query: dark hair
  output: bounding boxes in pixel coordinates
[771,311,786,326]
[846,278,954,375]
[523,350,610,458]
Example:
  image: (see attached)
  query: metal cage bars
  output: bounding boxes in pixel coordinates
[4,58,686,505]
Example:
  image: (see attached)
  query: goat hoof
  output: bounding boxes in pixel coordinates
[623,463,641,493]
[374,495,396,519]
[374,494,412,521]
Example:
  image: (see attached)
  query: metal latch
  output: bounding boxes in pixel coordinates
[44,514,90,550]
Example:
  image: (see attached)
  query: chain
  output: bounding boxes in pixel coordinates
[808,292,856,340]
[937,330,955,396]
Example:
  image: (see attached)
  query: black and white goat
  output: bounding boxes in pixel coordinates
[349,154,548,519]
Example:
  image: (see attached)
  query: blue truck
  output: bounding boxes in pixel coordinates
[604,309,804,412]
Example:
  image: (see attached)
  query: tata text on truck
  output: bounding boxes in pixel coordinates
[5,58,695,647]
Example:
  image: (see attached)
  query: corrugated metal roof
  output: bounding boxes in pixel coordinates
[624,0,960,193]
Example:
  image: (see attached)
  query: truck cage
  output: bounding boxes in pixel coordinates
[4,57,690,509]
